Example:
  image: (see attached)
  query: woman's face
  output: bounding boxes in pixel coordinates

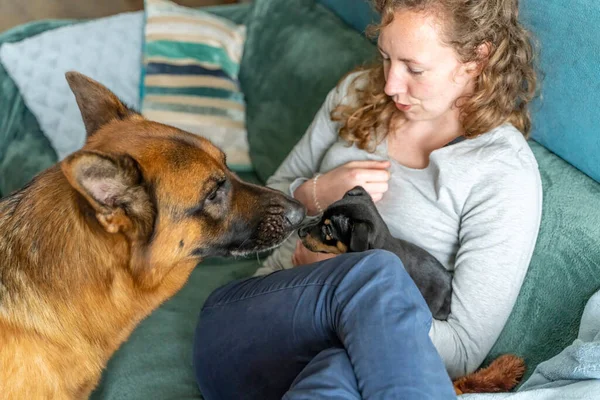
[378,10,476,122]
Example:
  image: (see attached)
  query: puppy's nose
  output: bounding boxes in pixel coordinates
[297,215,320,237]
[284,201,306,228]
[298,226,308,238]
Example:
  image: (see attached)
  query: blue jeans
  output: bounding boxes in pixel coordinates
[193,250,455,399]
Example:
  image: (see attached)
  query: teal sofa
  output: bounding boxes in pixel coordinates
[0,0,599,398]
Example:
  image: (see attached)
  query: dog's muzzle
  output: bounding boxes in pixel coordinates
[284,202,306,228]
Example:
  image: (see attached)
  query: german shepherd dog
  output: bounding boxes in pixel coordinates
[299,186,525,395]
[0,72,305,399]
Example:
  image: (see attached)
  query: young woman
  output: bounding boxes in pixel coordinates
[193,0,542,398]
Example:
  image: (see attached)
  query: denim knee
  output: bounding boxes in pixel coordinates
[343,249,431,318]
[359,249,402,264]
[348,249,410,282]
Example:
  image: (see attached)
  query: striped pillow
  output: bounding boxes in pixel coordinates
[141,0,250,171]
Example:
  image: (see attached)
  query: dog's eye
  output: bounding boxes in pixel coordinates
[322,224,333,241]
[207,188,218,201]
[206,179,226,202]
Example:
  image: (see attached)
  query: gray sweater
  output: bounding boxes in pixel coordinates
[257,72,543,378]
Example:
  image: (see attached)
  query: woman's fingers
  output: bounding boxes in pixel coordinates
[346,160,391,170]
[352,168,391,184]
[361,182,389,195]
[371,193,384,202]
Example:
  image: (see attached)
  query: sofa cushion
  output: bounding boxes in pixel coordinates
[0,12,144,161]
[484,141,600,382]
[240,0,377,182]
[141,0,252,171]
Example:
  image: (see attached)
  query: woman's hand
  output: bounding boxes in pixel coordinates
[294,160,391,215]
[292,240,337,266]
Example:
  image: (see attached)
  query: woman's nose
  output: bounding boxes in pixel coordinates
[384,67,408,97]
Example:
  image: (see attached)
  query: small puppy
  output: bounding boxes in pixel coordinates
[298,186,452,320]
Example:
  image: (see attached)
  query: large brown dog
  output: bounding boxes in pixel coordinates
[0,72,305,399]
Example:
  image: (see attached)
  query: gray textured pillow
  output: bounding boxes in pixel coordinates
[0,12,143,160]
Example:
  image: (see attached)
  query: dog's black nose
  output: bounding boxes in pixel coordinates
[284,202,306,228]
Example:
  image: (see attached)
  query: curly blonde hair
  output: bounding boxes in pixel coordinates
[332,0,538,151]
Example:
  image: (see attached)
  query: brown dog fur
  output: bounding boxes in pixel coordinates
[0,72,304,398]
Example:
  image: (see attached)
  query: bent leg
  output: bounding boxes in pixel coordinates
[193,250,454,399]
[282,347,360,400]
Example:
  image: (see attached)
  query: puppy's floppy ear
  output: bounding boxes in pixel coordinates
[65,71,138,138]
[349,221,373,252]
[61,150,154,237]
[344,186,368,198]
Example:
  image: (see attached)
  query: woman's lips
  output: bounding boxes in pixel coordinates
[395,102,412,111]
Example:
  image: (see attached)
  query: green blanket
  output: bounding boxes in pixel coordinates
[1,1,600,398]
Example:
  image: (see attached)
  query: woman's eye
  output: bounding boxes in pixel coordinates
[408,67,424,76]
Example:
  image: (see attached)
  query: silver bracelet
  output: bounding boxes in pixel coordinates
[312,174,323,214]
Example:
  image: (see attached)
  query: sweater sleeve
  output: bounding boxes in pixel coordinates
[429,148,543,378]
[266,72,363,196]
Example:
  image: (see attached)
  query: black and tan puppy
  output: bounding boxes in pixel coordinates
[298,186,452,320]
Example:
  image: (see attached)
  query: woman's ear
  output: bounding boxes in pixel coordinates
[467,42,491,77]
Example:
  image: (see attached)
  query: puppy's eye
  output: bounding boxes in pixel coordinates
[322,224,333,241]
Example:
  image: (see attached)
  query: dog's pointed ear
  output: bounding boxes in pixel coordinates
[65,71,137,138]
[349,221,373,252]
[61,151,153,236]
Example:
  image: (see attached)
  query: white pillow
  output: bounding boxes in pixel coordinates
[0,12,143,160]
